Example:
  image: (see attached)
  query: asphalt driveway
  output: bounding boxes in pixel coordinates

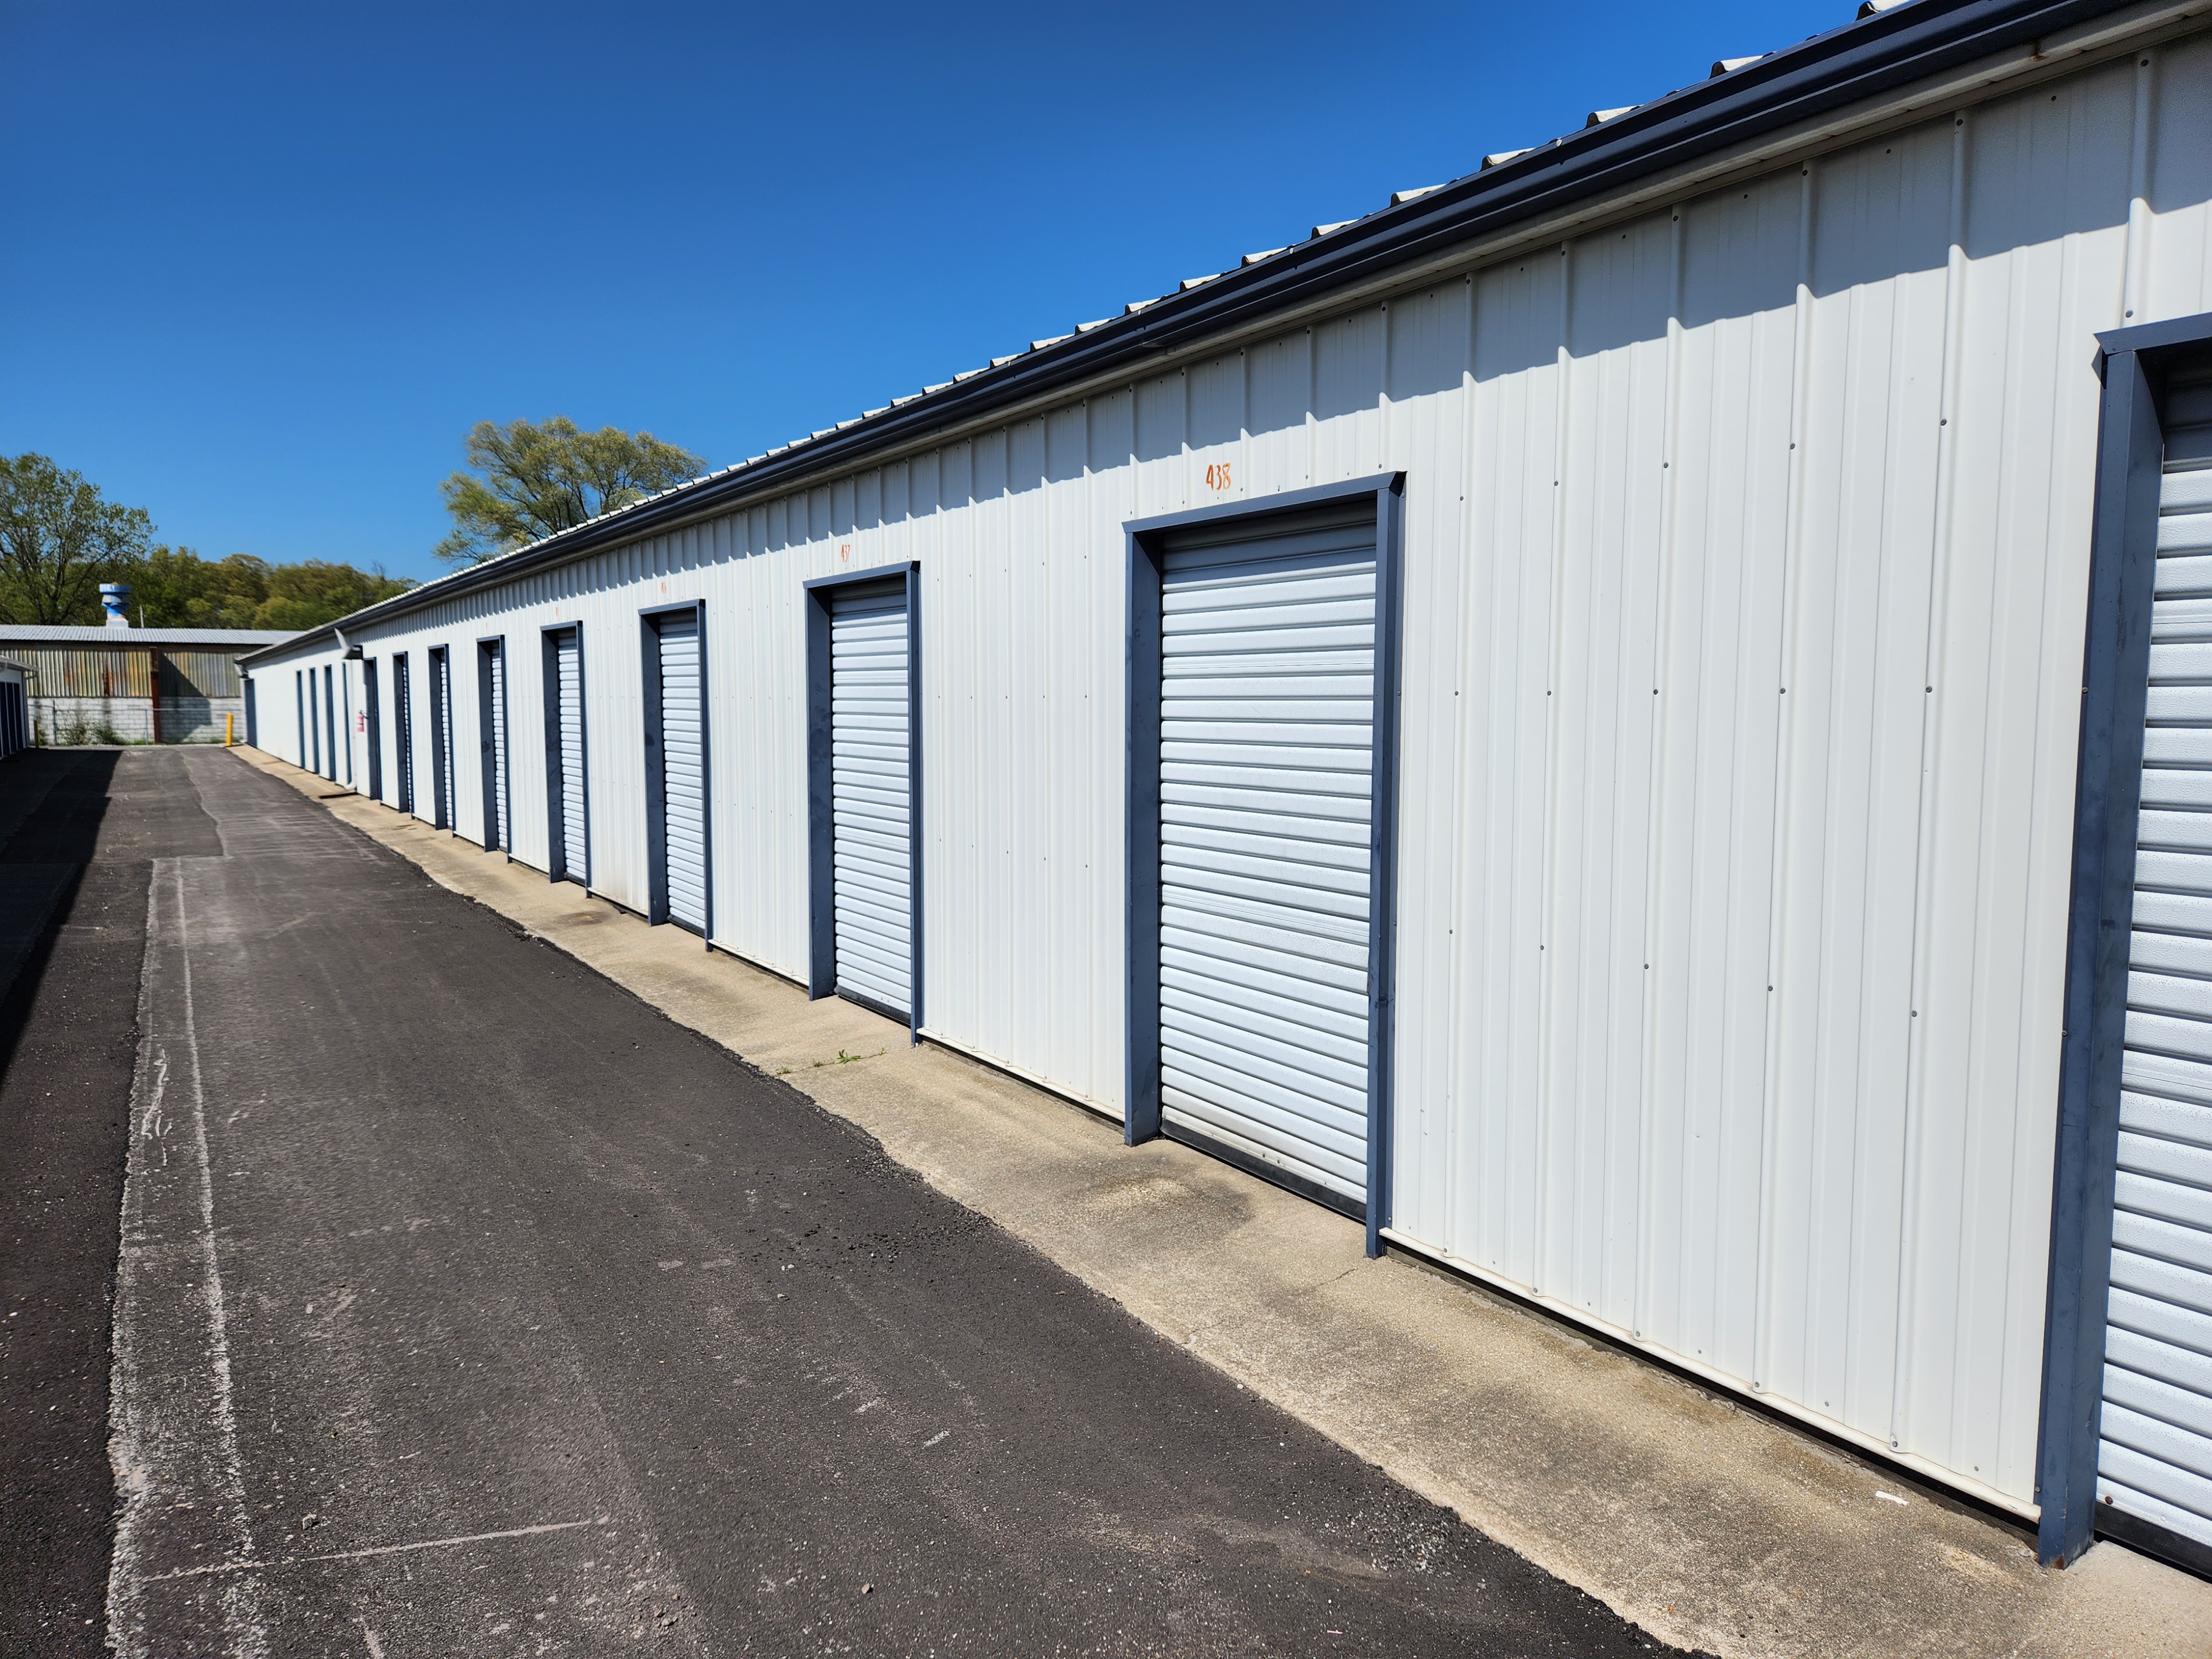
[6,746,1693,1658]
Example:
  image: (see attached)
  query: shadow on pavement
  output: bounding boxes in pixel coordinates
[0,752,119,1078]
[0,747,212,1657]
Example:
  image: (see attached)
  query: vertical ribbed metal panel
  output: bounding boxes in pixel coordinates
[156,649,239,697]
[2101,413,2212,1548]
[657,613,707,930]
[226,36,2212,1516]
[3,646,153,698]
[1156,517,1376,1203]
[830,584,911,1015]
[556,630,587,882]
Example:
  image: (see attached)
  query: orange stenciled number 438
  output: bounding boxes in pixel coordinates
[1204,462,1232,492]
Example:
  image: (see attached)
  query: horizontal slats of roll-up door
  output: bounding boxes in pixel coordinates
[436,653,455,827]
[556,632,586,882]
[489,646,509,851]
[830,586,910,1017]
[658,613,707,932]
[1159,516,1376,1206]
[2103,444,2212,1551]
[395,658,414,813]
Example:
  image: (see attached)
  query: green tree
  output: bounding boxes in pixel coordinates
[0,453,154,624]
[132,547,272,629]
[435,417,704,567]
[134,546,410,631]
[250,560,412,630]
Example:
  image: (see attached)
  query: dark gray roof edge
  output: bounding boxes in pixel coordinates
[241,0,2132,672]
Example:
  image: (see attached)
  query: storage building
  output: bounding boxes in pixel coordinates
[0,625,298,745]
[240,0,2212,1576]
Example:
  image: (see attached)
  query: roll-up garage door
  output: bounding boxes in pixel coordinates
[552,629,587,884]
[656,611,708,933]
[2105,374,2212,1554]
[829,584,912,1018]
[1157,512,1376,1210]
[394,655,414,814]
[361,666,378,802]
[429,648,453,828]
[481,641,509,851]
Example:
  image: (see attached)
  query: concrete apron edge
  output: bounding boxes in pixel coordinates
[231,748,2212,1659]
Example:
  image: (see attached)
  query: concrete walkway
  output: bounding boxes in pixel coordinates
[242,745,2212,1659]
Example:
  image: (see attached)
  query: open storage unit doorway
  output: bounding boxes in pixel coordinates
[805,565,921,1030]
[1124,476,1404,1256]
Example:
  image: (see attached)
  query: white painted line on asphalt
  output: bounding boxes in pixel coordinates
[142,1517,611,1583]
[107,860,269,1658]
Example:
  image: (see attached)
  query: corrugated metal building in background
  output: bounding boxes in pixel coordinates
[0,626,298,744]
[241,0,2212,1576]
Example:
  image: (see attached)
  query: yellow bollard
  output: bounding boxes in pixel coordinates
[225,712,234,748]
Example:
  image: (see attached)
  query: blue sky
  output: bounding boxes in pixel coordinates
[2,0,1843,583]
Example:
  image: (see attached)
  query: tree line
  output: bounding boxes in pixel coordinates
[0,453,412,630]
[0,418,704,630]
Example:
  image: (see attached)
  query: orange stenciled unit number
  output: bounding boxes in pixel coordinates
[1204,462,1233,492]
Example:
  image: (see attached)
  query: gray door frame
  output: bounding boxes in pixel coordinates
[476,635,510,855]
[539,624,589,887]
[639,599,713,938]
[2038,310,2212,1573]
[1122,472,1406,1257]
[363,660,382,802]
[802,563,924,1039]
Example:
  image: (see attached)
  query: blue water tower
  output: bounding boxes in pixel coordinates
[101,582,131,629]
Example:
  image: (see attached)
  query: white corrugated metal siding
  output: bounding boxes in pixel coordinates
[1157,514,1377,1204]
[236,27,2212,1515]
[830,584,912,1015]
[2103,395,2212,1547]
[658,613,708,931]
